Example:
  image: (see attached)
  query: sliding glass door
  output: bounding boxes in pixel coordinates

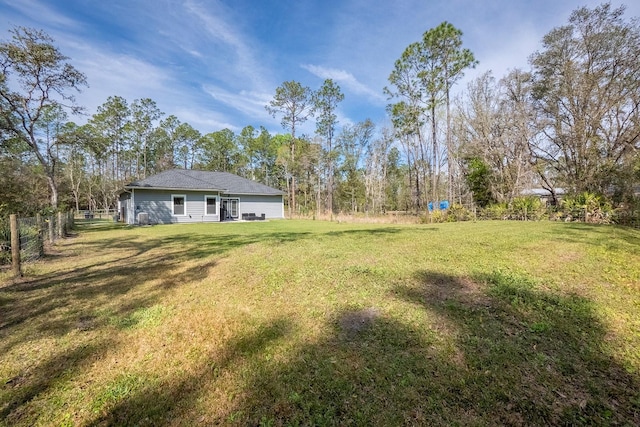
[221,198,239,220]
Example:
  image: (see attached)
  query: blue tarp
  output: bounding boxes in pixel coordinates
[428,200,449,211]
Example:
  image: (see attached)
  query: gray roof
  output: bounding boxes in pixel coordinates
[125,169,284,195]
[521,188,566,197]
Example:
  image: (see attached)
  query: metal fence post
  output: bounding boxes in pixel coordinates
[10,214,21,278]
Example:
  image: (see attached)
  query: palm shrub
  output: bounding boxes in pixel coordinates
[561,192,612,224]
[511,196,546,221]
[426,209,447,223]
[481,203,510,220]
[447,204,473,222]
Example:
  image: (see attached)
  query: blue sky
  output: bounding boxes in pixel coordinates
[1,0,638,136]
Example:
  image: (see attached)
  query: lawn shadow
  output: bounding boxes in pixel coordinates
[82,307,456,426]
[12,267,637,425]
[0,221,317,424]
[391,270,640,425]
[1,338,115,422]
[86,317,294,426]
[6,221,637,425]
[0,221,314,346]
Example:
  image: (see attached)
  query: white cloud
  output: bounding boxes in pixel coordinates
[0,0,80,30]
[72,50,172,113]
[171,107,238,133]
[182,0,270,90]
[202,85,274,122]
[301,64,386,103]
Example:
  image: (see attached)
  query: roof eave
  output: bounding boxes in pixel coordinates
[221,191,285,196]
[125,185,227,192]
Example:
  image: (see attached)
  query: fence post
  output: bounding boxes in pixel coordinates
[36,213,43,241]
[10,214,21,278]
[58,211,65,239]
[48,216,55,244]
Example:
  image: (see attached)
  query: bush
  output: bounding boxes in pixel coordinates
[511,196,546,221]
[421,209,447,223]
[447,204,473,222]
[561,192,612,224]
[612,197,640,227]
[481,203,510,220]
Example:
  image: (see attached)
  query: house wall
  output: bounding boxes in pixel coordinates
[224,194,285,220]
[118,192,132,223]
[123,190,284,224]
[129,190,218,224]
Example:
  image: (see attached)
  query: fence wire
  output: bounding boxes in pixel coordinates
[0,218,9,265]
[1,213,71,266]
[17,216,45,263]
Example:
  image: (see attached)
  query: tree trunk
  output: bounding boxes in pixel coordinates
[431,103,438,209]
[446,84,453,203]
[46,174,59,210]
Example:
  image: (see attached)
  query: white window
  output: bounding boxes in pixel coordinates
[172,194,186,216]
[205,195,217,216]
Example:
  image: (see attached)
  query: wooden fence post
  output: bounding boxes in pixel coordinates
[48,216,55,244]
[58,211,65,239]
[36,213,43,240]
[10,214,21,278]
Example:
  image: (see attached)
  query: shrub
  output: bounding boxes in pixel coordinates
[481,203,510,220]
[447,204,473,222]
[428,209,447,223]
[612,197,640,227]
[511,196,546,221]
[561,192,612,224]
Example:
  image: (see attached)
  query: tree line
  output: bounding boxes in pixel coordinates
[1,3,638,219]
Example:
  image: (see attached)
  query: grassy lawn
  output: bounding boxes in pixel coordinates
[1,219,639,426]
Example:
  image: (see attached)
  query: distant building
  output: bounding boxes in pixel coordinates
[521,188,566,206]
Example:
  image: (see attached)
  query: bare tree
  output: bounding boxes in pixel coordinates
[529,3,640,198]
[0,27,87,209]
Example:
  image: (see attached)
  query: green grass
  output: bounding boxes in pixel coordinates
[1,219,639,426]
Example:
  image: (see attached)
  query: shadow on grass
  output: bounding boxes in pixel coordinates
[84,272,639,425]
[0,220,318,424]
[4,222,637,425]
[0,221,314,337]
[86,318,294,426]
[1,339,115,421]
[391,270,640,425]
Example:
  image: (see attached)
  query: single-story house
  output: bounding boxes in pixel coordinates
[118,169,285,225]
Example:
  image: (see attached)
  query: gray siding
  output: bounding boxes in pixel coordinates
[132,190,221,224]
[127,189,283,224]
[226,194,284,219]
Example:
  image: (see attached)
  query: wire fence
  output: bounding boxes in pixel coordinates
[1,212,74,269]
